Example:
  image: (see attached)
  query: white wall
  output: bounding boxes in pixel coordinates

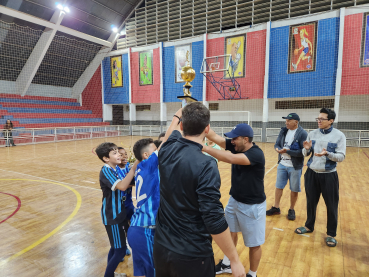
[0,80,73,98]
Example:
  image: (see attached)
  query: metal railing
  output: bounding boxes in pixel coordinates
[266,128,369,147]
[0,125,131,146]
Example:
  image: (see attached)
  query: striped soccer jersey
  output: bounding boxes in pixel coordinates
[99,164,126,225]
[116,163,134,208]
[130,151,160,227]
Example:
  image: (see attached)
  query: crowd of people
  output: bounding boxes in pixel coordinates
[95,103,346,277]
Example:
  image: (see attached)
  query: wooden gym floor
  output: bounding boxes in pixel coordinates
[0,136,368,277]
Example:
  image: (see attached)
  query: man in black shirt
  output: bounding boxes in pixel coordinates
[154,102,245,277]
[203,124,266,277]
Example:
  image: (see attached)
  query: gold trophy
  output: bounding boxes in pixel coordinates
[127,146,136,168]
[177,50,197,107]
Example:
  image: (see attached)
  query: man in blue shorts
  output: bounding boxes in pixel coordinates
[204,124,266,277]
[266,113,307,220]
[95,142,138,277]
[127,138,160,277]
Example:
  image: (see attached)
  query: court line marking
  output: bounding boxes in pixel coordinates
[273,227,284,231]
[0,168,100,191]
[297,234,310,238]
[0,179,82,267]
[0,192,21,224]
[82,180,96,184]
[363,151,369,159]
[265,163,278,176]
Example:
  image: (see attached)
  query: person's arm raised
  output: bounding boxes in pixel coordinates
[202,145,250,165]
[115,160,139,191]
[206,128,226,149]
[157,108,182,151]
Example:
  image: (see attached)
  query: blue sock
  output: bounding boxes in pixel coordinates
[104,248,125,277]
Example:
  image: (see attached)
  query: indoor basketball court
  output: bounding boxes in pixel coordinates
[0,1,369,277]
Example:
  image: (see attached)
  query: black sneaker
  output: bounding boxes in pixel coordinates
[246,274,257,277]
[266,206,280,216]
[287,209,296,220]
[215,259,232,274]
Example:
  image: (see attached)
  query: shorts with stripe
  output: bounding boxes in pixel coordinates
[105,222,127,249]
[127,226,155,277]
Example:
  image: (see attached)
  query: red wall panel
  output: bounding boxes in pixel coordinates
[206,30,266,101]
[131,48,161,103]
[341,13,369,96]
[81,65,102,117]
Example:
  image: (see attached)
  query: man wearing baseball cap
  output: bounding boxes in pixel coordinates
[203,123,266,277]
[266,113,307,221]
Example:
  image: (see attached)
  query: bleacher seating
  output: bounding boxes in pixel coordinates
[0,93,108,129]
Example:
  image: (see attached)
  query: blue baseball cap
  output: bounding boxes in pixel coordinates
[282,113,300,121]
[224,123,254,138]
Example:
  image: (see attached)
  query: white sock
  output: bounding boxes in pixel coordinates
[222,255,230,266]
[248,269,257,277]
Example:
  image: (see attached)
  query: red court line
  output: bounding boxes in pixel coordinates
[92,147,97,155]
[0,192,21,224]
[364,151,369,159]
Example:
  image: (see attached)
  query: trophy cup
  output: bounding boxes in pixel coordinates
[127,146,136,169]
[177,50,197,107]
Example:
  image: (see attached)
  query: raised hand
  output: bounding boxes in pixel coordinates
[303,140,312,150]
[314,148,328,157]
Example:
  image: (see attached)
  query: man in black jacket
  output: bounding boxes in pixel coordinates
[266,113,307,220]
[154,102,245,277]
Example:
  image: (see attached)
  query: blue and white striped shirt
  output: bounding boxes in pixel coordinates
[130,151,160,227]
[100,164,126,225]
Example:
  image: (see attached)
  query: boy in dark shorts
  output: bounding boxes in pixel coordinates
[116,147,135,257]
[95,142,138,277]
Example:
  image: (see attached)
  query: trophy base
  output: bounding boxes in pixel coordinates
[177,96,197,108]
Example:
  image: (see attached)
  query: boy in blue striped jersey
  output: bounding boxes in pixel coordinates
[127,138,159,277]
[95,142,138,277]
[117,147,135,258]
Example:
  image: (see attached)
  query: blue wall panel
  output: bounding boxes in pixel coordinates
[268,17,340,98]
[103,54,130,104]
[163,41,204,102]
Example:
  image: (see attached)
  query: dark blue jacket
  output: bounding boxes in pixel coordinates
[274,126,308,170]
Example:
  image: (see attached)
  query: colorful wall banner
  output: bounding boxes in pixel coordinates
[288,21,318,73]
[110,56,123,87]
[224,34,246,78]
[139,50,153,86]
[175,44,192,83]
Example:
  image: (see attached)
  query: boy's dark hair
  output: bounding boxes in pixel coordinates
[153,139,162,148]
[320,108,336,122]
[117,147,124,150]
[133,138,154,161]
[182,102,210,137]
[95,142,118,163]
[158,132,165,140]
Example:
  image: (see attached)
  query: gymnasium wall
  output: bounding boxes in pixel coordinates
[100,9,369,129]
[268,17,340,99]
[163,40,204,102]
[102,53,130,104]
[81,65,102,117]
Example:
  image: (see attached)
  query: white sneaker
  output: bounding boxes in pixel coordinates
[215,259,232,274]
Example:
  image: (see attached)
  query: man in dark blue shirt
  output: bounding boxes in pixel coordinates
[154,103,245,277]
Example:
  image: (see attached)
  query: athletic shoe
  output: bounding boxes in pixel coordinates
[266,206,280,216]
[215,259,232,274]
[246,274,257,277]
[287,209,296,220]
[126,248,131,256]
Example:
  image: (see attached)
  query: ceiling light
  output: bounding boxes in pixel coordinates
[63,6,70,13]
[56,3,63,10]
[112,26,118,33]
